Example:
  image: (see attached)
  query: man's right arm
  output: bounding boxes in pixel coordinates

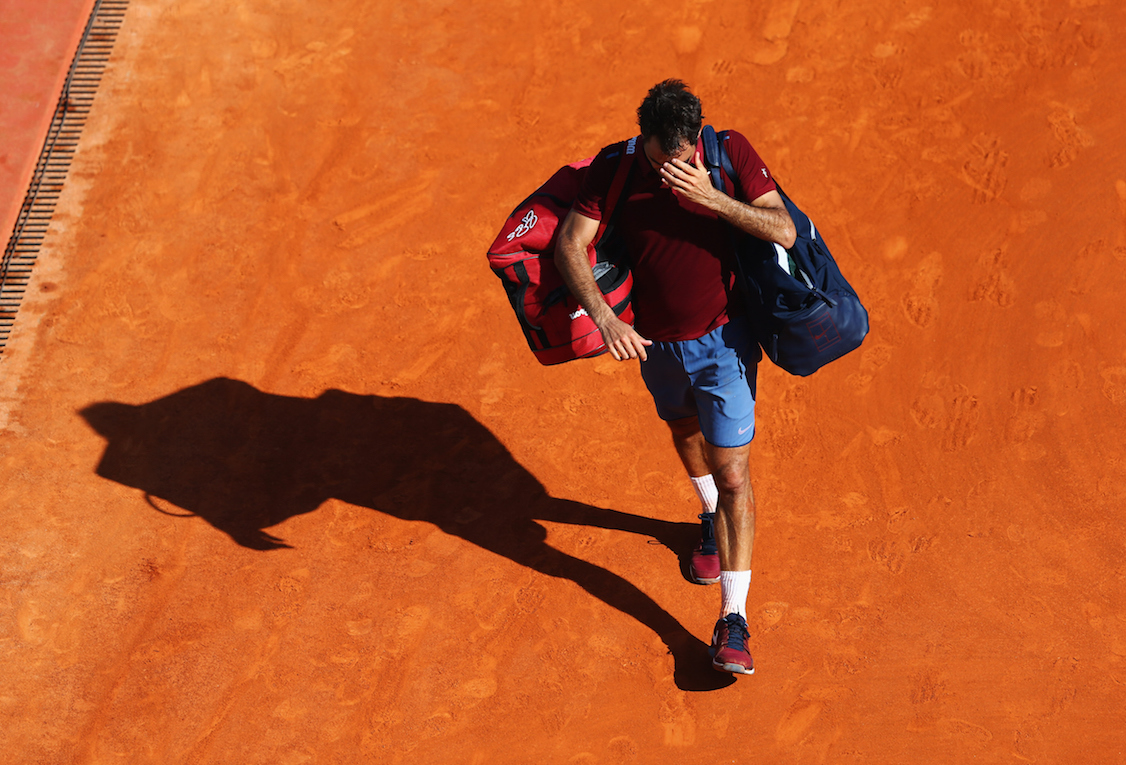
[554,209,652,361]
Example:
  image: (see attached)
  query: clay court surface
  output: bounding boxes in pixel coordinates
[2,0,1125,762]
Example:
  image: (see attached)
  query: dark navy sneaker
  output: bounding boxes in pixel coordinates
[710,613,754,675]
[690,512,720,584]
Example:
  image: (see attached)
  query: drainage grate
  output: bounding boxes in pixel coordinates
[0,0,129,357]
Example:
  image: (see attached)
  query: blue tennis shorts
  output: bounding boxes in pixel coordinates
[639,316,761,448]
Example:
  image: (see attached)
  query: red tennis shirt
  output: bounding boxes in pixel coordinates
[573,130,777,342]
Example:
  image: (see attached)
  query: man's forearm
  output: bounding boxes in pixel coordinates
[555,228,651,361]
[712,194,797,249]
[555,236,617,326]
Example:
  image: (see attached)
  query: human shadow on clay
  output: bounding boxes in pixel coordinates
[79,377,733,691]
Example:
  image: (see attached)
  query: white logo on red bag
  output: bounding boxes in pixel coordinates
[569,307,588,321]
[506,209,538,241]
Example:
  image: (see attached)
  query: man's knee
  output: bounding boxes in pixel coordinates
[713,464,750,495]
[708,448,751,495]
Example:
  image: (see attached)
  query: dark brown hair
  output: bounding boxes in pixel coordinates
[637,79,704,155]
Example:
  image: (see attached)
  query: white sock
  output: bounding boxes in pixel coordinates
[690,474,718,514]
[720,570,751,618]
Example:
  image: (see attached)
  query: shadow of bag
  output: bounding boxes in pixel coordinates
[700,126,869,377]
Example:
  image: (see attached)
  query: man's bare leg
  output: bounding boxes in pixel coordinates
[666,416,724,584]
[666,415,710,477]
[705,442,755,575]
[703,440,756,675]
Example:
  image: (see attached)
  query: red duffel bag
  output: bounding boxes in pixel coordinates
[487,138,636,365]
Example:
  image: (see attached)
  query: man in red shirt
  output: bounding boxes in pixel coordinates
[555,80,795,676]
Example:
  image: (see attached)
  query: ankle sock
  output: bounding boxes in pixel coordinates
[720,570,751,618]
[690,474,718,514]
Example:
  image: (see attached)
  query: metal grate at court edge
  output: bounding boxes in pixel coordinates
[0,0,129,358]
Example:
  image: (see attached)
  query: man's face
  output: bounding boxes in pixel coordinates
[642,135,698,185]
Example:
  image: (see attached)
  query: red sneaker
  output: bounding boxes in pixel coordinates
[689,512,720,584]
[710,613,754,675]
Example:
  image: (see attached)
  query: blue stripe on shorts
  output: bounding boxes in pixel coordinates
[639,316,761,448]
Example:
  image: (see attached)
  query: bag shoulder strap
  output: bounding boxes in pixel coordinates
[701,126,736,197]
[594,135,639,243]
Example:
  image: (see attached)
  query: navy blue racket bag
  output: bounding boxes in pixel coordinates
[701,126,869,377]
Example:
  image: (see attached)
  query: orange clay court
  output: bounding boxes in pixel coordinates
[1,0,1125,762]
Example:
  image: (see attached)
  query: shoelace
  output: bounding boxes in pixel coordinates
[698,512,718,555]
[721,614,750,652]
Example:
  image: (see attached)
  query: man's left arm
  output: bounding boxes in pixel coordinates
[660,151,797,249]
